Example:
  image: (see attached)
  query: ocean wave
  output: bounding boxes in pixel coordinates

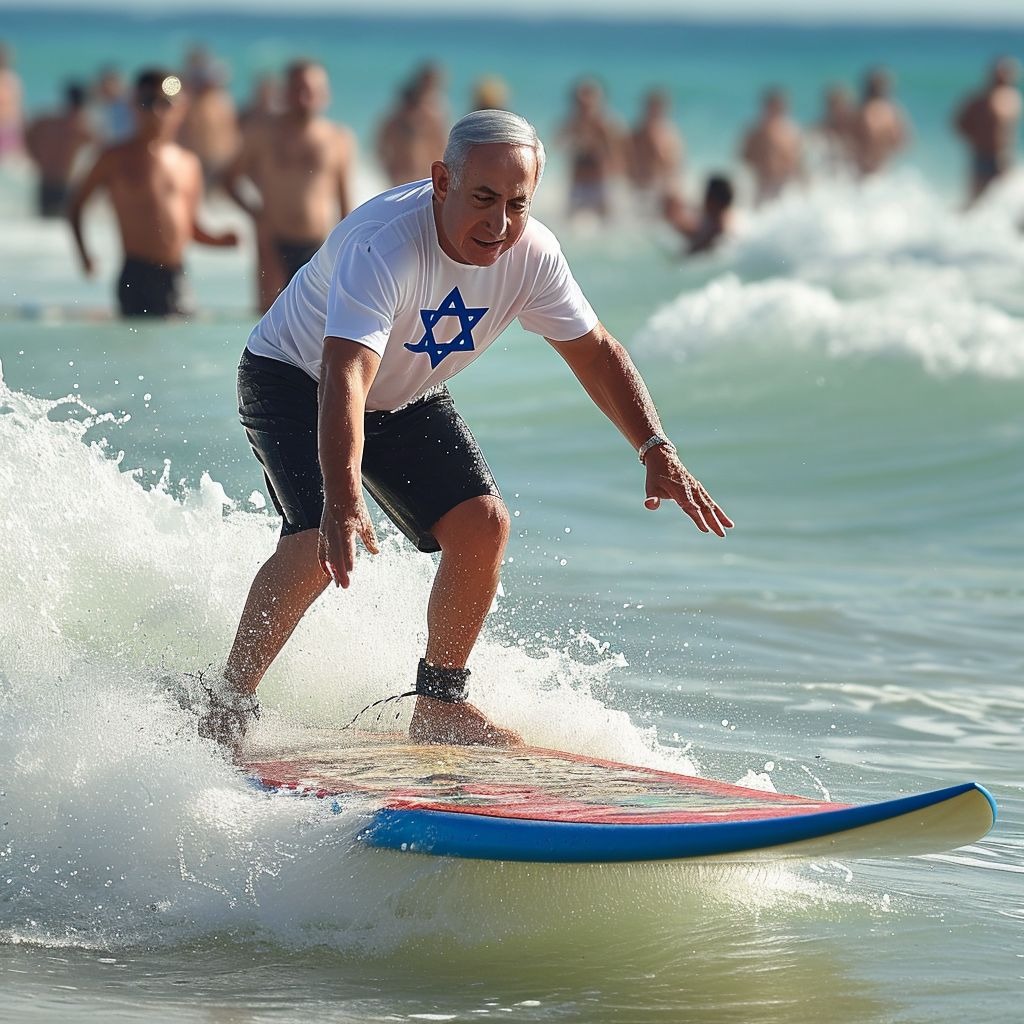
[634,271,1024,379]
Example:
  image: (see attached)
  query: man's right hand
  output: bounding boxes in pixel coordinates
[317,494,381,588]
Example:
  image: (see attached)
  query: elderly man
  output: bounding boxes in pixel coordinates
[208,109,732,750]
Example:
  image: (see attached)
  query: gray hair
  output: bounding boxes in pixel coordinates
[443,109,546,189]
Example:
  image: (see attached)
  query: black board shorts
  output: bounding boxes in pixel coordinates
[237,348,501,553]
[273,238,323,284]
[117,257,194,318]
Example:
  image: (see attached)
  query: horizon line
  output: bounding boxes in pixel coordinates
[1,2,1024,28]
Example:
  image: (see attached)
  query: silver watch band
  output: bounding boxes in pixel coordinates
[638,435,674,463]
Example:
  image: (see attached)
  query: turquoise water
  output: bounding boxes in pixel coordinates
[2,9,1024,1024]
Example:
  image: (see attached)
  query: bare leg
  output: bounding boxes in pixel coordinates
[409,495,521,746]
[224,529,328,694]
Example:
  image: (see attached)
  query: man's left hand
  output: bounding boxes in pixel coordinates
[643,449,733,537]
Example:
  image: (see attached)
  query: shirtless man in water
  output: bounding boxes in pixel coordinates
[852,68,909,177]
[376,64,449,189]
[68,68,238,318]
[224,60,356,313]
[954,58,1021,205]
[627,89,685,205]
[24,82,95,218]
[178,49,240,194]
[0,43,23,161]
[558,79,625,221]
[740,87,803,206]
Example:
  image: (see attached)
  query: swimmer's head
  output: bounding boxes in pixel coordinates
[135,68,183,111]
[863,67,892,100]
[134,68,184,138]
[472,76,509,112]
[572,78,605,113]
[992,57,1019,87]
[644,89,670,117]
[65,82,88,111]
[761,87,788,116]
[285,59,329,118]
[704,175,734,213]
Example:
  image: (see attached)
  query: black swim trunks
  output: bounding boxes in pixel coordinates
[274,238,323,284]
[38,179,69,218]
[117,257,194,318]
[237,348,501,552]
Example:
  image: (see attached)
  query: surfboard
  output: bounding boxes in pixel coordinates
[244,733,996,864]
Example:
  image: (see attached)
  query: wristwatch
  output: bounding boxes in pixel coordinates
[638,434,675,464]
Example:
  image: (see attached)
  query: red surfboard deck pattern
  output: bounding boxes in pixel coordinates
[245,734,842,825]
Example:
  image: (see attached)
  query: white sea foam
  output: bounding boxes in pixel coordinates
[634,272,1024,379]
[633,169,1024,379]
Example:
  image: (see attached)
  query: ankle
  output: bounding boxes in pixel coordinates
[415,658,470,703]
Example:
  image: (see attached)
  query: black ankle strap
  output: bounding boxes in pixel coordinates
[415,659,470,703]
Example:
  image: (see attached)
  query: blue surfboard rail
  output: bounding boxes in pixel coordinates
[357,782,997,863]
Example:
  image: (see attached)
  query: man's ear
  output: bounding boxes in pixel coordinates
[431,161,450,202]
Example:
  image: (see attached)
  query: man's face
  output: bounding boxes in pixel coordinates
[135,76,184,138]
[432,143,538,268]
[287,66,329,117]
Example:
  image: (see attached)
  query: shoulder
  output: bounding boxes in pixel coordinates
[510,216,574,279]
[167,142,202,171]
[327,120,357,156]
[330,182,432,261]
[91,140,133,173]
[520,215,565,257]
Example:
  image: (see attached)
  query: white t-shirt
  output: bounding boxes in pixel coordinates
[246,180,598,411]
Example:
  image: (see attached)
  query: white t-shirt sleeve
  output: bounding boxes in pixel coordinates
[517,246,598,342]
[324,235,400,356]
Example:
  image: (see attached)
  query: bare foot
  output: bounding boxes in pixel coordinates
[409,696,522,747]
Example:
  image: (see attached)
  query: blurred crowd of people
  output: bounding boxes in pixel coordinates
[0,39,1020,318]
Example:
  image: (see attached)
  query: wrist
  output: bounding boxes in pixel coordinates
[322,472,361,504]
[638,434,675,464]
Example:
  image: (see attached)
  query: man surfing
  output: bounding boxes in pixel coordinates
[205,109,732,750]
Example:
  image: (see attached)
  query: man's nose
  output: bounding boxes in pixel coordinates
[485,204,508,238]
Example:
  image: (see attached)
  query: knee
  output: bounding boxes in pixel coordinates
[436,495,510,561]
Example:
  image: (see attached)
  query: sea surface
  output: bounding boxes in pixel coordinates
[1,9,1023,1024]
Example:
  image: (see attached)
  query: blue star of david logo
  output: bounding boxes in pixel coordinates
[404,286,488,369]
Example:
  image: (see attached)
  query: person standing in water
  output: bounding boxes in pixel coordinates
[954,57,1021,205]
[376,64,450,188]
[814,85,857,174]
[224,59,356,313]
[739,87,803,206]
[200,109,732,751]
[0,42,24,161]
[627,89,685,207]
[67,68,238,318]
[557,79,625,221]
[851,68,909,177]
[24,82,95,218]
[178,48,240,194]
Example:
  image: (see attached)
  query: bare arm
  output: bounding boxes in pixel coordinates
[550,323,733,536]
[336,128,354,220]
[66,149,114,275]
[186,153,239,247]
[221,130,262,219]
[317,338,382,587]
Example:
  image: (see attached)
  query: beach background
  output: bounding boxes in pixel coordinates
[1,5,1023,1022]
